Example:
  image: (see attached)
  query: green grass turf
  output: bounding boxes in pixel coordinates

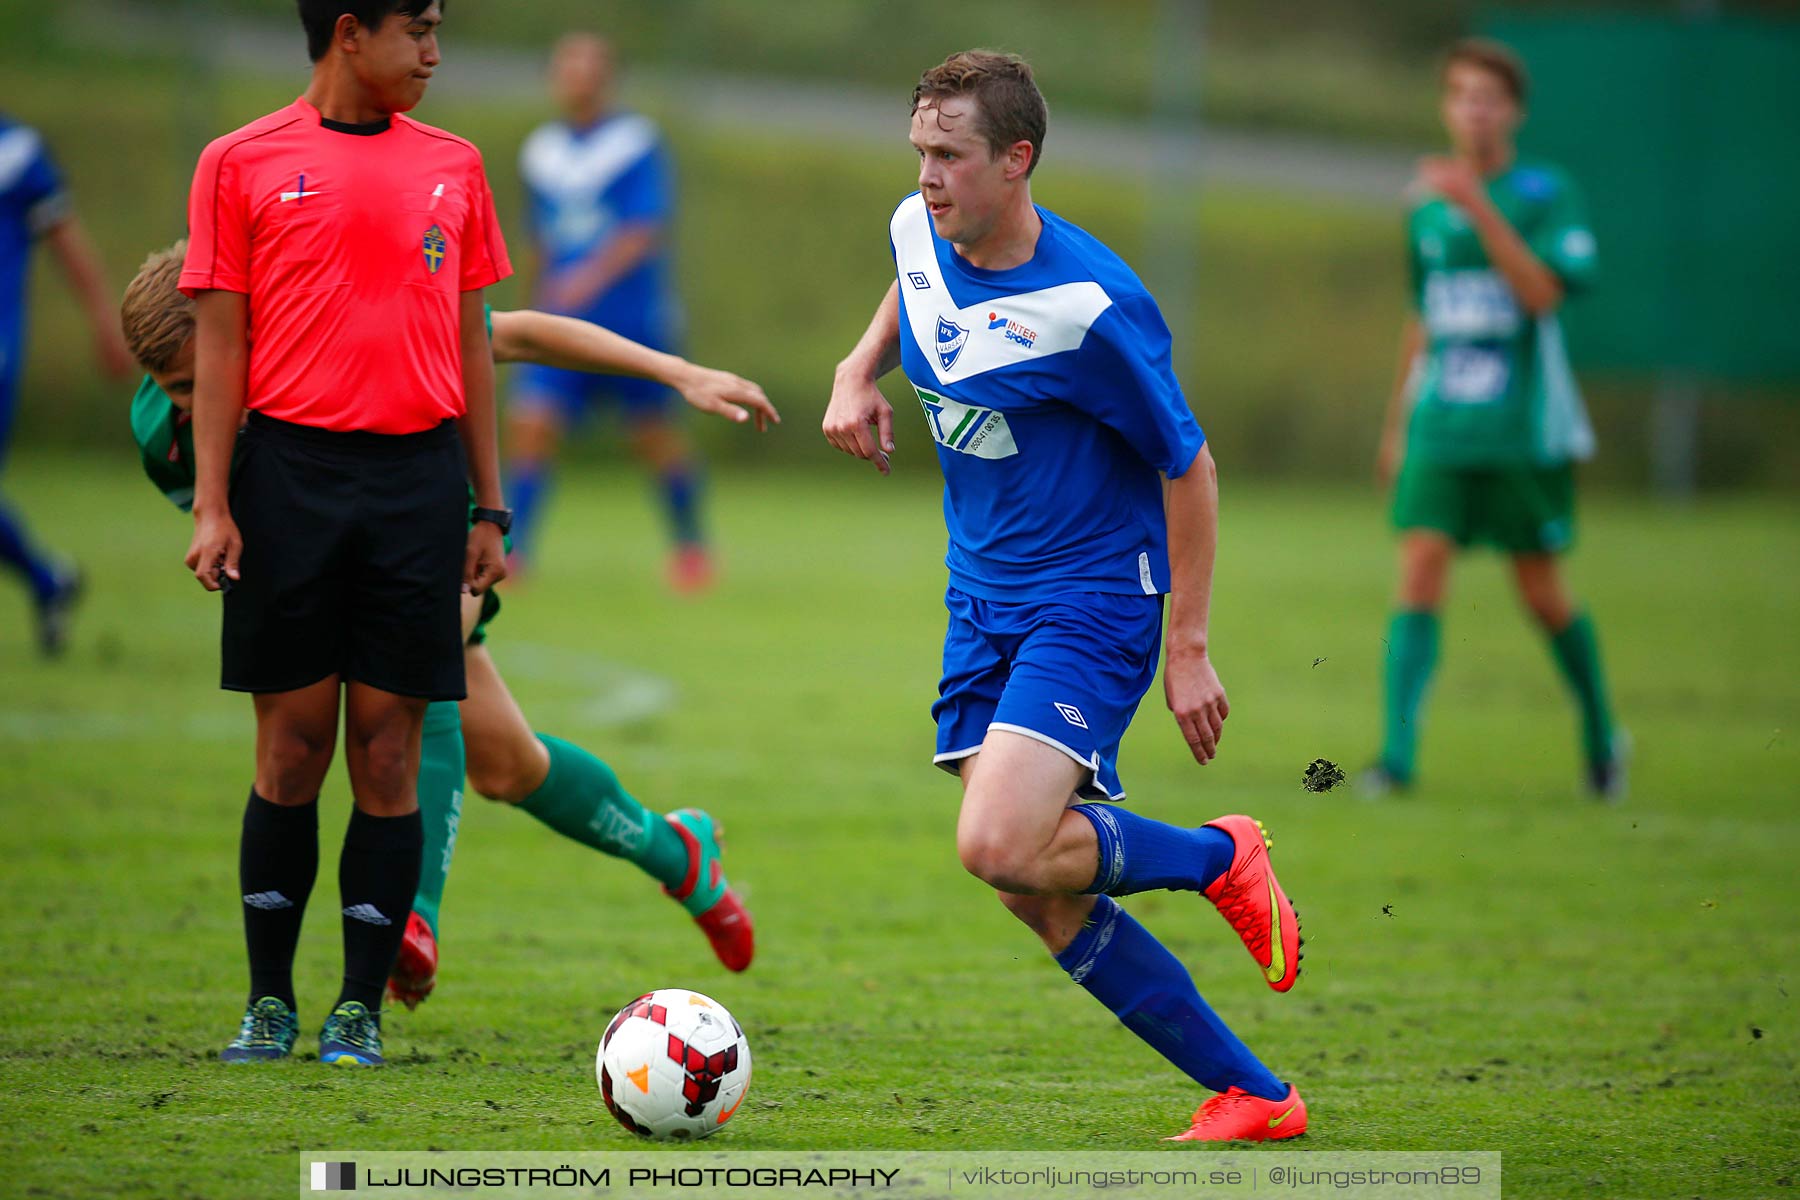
[0,453,1796,1197]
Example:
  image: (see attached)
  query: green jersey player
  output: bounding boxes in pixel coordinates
[1371,39,1623,799]
[122,242,777,1059]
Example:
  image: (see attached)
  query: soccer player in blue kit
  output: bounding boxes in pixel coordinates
[823,52,1308,1142]
[0,113,134,653]
[507,33,711,589]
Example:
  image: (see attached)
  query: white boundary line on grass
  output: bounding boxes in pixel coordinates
[0,645,677,744]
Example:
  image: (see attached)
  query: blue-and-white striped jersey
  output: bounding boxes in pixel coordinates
[518,111,675,338]
[890,193,1204,603]
[0,116,69,393]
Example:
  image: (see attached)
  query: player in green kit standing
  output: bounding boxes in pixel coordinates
[1369,39,1623,799]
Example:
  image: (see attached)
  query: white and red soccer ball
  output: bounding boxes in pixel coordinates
[596,988,752,1140]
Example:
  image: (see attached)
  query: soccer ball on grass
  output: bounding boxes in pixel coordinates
[596,988,752,1140]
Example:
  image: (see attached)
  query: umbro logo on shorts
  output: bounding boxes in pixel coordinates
[1055,702,1089,730]
[242,891,294,910]
[342,903,393,926]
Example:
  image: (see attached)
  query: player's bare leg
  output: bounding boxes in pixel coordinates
[954,732,1297,1136]
[1511,552,1626,798]
[456,640,754,971]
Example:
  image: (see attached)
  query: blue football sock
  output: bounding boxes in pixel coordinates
[507,460,551,561]
[1056,896,1286,1100]
[1073,803,1235,896]
[0,495,57,602]
[658,463,704,547]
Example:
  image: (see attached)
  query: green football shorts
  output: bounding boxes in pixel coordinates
[1391,461,1576,554]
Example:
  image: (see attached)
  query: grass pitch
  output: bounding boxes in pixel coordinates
[0,454,1796,1199]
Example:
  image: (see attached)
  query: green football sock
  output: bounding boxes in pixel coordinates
[1547,612,1617,769]
[519,734,689,887]
[412,701,465,939]
[1380,609,1440,781]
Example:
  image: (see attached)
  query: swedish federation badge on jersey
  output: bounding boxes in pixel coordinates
[935,316,969,371]
[421,224,447,275]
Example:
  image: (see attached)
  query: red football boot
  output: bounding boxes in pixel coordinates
[1202,815,1303,992]
[1165,1085,1307,1142]
[386,910,438,1010]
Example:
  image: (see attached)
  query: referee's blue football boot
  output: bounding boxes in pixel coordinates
[318,1001,384,1067]
[219,996,299,1063]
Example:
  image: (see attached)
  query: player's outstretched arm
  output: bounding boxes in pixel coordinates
[184,290,247,591]
[823,282,902,475]
[1164,444,1228,765]
[44,216,133,380]
[489,309,778,432]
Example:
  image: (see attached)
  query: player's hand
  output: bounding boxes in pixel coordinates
[464,521,507,596]
[823,367,895,475]
[1416,156,1486,213]
[1165,644,1228,765]
[672,363,780,433]
[185,508,242,592]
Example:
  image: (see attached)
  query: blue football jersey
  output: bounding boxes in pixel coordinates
[890,193,1204,603]
[518,112,675,339]
[0,116,69,376]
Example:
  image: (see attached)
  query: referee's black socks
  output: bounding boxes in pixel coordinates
[335,807,424,1014]
[239,788,320,1011]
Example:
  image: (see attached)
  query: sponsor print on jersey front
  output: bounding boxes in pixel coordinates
[915,384,1017,460]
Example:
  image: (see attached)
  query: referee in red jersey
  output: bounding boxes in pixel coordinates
[179,1,510,1066]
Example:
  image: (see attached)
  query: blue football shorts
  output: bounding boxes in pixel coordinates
[932,586,1164,801]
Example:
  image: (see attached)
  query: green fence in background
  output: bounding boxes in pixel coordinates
[1485,11,1800,382]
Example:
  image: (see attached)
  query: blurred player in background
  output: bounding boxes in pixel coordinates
[0,113,132,654]
[122,243,773,1010]
[824,51,1307,1143]
[1369,39,1623,800]
[508,33,711,590]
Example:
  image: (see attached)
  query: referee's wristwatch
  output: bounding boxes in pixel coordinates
[472,506,513,534]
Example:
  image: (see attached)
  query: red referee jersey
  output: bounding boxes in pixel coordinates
[180,98,511,434]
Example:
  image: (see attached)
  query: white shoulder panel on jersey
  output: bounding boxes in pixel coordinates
[891,194,1113,387]
[520,115,658,196]
[0,126,44,195]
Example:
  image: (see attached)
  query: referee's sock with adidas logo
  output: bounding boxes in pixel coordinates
[336,807,424,1014]
[239,788,320,1011]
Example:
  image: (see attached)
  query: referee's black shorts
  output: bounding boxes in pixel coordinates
[221,412,468,700]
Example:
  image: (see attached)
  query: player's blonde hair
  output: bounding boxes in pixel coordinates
[120,240,194,373]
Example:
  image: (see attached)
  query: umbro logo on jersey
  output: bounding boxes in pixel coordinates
[1055,703,1089,730]
[279,174,320,203]
[935,316,969,371]
[907,271,931,290]
[242,891,293,910]
[342,904,393,926]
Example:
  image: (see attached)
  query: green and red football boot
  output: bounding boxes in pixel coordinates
[662,809,754,973]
